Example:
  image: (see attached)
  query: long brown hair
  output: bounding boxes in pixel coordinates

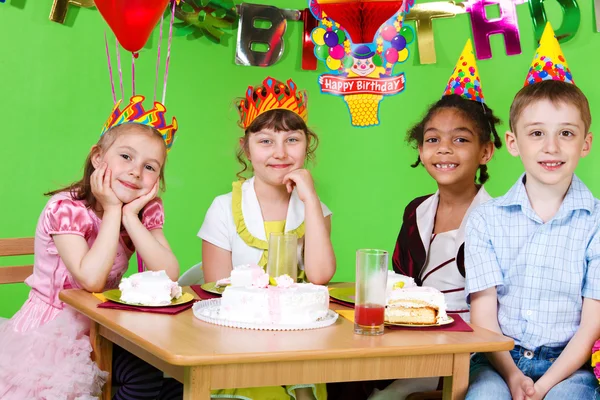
[45,123,168,211]
[235,80,319,180]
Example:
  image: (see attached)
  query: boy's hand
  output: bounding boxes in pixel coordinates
[508,372,535,400]
[525,382,550,400]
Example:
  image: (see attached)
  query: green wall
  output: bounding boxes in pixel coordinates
[2,0,600,318]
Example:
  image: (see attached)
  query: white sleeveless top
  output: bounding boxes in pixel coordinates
[198,177,331,268]
[420,229,470,321]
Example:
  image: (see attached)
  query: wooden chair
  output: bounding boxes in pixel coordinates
[0,237,34,323]
[0,237,34,284]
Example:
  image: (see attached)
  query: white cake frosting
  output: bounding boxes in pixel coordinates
[274,274,295,288]
[215,264,265,287]
[219,269,329,325]
[387,286,450,322]
[386,271,416,301]
[119,270,182,306]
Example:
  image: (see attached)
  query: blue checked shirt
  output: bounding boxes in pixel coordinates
[465,174,600,350]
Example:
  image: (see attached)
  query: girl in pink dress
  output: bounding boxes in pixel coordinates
[0,97,180,399]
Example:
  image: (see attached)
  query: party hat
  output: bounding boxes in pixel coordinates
[238,77,308,129]
[524,22,573,86]
[443,39,484,103]
[101,95,178,152]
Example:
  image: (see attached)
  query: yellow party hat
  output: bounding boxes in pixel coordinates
[443,39,484,103]
[524,22,573,86]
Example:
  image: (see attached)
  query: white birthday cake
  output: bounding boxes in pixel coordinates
[385,286,450,325]
[219,265,329,325]
[119,270,182,306]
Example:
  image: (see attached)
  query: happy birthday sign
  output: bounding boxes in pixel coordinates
[320,75,405,95]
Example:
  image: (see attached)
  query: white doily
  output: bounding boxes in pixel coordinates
[192,299,339,331]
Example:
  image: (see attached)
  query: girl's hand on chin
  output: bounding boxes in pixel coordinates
[122,181,159,217]
[283,169,318,204]
[91,162,122,212]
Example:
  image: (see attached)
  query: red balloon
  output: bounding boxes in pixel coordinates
[95,0,169,53]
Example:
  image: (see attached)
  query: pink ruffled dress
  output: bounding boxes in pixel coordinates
[0,192,164,400]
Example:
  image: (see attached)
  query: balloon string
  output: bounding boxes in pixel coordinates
[132,53,136,96]
[137,252,144,273]
[162,0,176,105]
[116,39,124,101]
[104,32,117,104]
[154,13,165,103]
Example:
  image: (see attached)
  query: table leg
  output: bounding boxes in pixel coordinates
[442,353,470,400]
[89,321,113,400]
[184,366,211,400]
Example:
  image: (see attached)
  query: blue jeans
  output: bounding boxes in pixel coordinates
[466,345,598,400]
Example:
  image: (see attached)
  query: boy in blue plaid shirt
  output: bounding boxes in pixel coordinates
[465,23,600,400]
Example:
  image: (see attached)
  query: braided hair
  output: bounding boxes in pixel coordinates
[406,94,502,184]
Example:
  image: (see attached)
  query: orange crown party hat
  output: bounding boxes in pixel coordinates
[443,39,484,103]
[524,22,573,86]
[238,77,308,129]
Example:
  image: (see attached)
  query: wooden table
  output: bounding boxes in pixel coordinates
[59,285,513,400]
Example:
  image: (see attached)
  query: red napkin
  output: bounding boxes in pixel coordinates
[329,297,355,308]
[97,300,196,314]
[191,285,221,299]
[386,313,473,332]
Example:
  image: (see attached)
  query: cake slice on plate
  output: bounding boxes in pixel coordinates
[119,270,182,306]
[385,286,450,325]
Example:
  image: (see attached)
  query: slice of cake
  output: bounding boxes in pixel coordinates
[119,270,182,306]
[386,271,416,302]
[230,264,265,287]
[385,286,449,325]
[219,272,329,325]
[215,264,264,287]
